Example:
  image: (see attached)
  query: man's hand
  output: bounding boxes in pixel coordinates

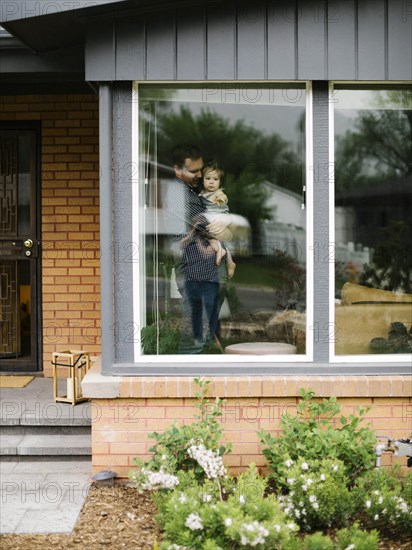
[206,219,233,240]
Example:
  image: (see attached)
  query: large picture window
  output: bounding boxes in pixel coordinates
[133,84,311,362]
[332,86,412,361]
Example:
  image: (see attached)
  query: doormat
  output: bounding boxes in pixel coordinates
[0,376,34,388]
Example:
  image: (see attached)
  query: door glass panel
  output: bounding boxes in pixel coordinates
[138,84,307,357]
[334,88,412,357]
[0,129,37,369]
[0,260,18,357]
[18,134,32,236]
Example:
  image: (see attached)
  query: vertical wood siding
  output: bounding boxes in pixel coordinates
[85,0,411,81]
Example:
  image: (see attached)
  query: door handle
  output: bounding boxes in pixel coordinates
[24,239,34,248]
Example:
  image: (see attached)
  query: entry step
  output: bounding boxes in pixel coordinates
[0,433,92,456]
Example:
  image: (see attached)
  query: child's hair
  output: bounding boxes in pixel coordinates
[203,160,224,180]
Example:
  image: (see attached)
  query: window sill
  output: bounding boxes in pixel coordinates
[82,359,411,399]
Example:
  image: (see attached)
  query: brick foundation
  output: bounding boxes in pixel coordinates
[83,363,412,477]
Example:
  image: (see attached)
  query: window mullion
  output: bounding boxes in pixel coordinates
[312,81,331,363]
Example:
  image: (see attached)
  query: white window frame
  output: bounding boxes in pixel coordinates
[131,80,314,364]
[329,82,412,364]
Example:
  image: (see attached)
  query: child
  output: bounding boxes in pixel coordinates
[199,161,236,279]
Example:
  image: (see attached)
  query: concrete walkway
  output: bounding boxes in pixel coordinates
[1,378,92,534]
[0,458,92,534]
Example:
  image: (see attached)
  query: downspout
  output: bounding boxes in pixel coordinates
[99,83,114,373]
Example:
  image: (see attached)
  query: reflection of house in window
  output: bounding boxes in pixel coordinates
[260,181,306,262]
[336,176,412,249]
[335,176,412,269]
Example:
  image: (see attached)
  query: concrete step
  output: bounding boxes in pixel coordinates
[1,425,90,436]
[0,400,92,427]
[0,433,92,457]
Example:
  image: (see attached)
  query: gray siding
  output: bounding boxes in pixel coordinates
[86,0,412,81]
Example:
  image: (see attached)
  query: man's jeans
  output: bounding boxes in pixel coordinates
[178,281,220,354]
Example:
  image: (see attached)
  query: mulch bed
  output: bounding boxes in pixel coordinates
[0,484,162,550]
[1,483,410,550]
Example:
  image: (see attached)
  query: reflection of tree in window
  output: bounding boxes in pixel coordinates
[155,105,303,248]
[335,90,412,292]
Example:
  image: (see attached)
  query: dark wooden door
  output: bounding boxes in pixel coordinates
[0,128,40,372]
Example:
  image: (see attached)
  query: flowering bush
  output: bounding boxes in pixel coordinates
[129,378,231,488]
[353,468,412,534]
[334,522,379,550]
[259,389,376,488]
[155,465,300,550]
[278,459,354,531]
[129,382,411,548]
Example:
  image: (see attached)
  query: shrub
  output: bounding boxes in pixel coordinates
[157,465,300,550]
[129,378,231,488]
[334,522,379,550]
[353,467,412,535]
[278,459,354,531]
[300,524,379,550]
[259,388,376,487]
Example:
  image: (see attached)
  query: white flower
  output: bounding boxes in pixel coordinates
[294,509,301,518]
[140,468,179,491]
[374,514,379,520]
[187,444,227,480]
[309,495,317,503]
[178,494,187,503]
[306,478,313,486]
[185,513,203,531]
[284,459,294,468]
[224,518,233,527]
[302,484,308,491]
[287,478,295,485]
[239,495,246,504]
[274,524,281,532]
[320,473,326,481]
[287,522,297,530]
[344,545,355,550]
[332,464,339,472]
[301,462,309,470]
[312,502,319,510]
[397,499,408,513]
[378,496,383,504]
[366,500,371,509]
[202,494,212,503]
[239,521,269,546]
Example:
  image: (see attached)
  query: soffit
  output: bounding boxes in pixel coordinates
[0,0,200,53]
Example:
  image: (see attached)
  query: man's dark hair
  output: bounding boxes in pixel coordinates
[171,144,202,168]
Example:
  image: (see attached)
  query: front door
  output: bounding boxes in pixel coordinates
[0,127,40,372]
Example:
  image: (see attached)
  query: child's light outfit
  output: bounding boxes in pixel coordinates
[199,189,233,242]
[199,189,229,212]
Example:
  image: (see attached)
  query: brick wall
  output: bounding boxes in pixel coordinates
[0,94,101,374]
[86,371,412,477]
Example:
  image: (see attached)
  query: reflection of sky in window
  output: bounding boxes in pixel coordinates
[170,102,304,153]
[141,85,305,151]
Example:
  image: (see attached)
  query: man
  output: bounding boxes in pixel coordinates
[162,144,226,353]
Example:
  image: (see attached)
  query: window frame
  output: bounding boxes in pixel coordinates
[131,80,314,365]
[328,82,412,365]
[101,80,411,376]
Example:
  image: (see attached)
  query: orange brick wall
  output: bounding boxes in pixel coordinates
[0,94,101,374]
[88,375,412,477]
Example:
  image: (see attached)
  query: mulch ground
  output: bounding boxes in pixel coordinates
[1,483,411,550]
[0,484,162,550]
